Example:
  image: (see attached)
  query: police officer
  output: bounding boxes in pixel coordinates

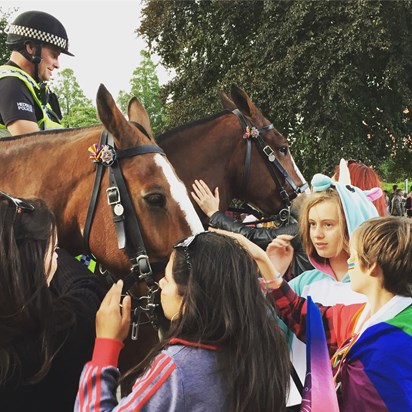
[0,11,74,137]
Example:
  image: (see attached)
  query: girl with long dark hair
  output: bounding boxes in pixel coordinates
[0,192,104,411]
[76,231,291,412]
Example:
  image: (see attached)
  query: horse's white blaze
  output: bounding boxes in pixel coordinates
[154,154,204,234]
[291,155,310,194]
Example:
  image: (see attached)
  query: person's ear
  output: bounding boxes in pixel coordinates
[24,41,35,54]
[368,261,383,278]
[25,42,41,64]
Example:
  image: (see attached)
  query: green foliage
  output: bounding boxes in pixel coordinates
[51,68,92,116]
[51,68,98,127]
[377,148,412,183]
[117,50,166,135]
[60,106,99,128]
[381,180,411,193]
[139,0,412,181]
[0,7,18,63]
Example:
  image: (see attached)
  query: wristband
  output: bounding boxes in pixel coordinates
[259,273,282,292]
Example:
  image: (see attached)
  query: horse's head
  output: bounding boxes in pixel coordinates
[91,84,203,277]
[226,84,308,217]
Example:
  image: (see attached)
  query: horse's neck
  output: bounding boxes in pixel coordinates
[0,128,101,198]
[1,128,99,157]
[159,116,242,209]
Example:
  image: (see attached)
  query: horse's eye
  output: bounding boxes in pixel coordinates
[279,146,288,156]
[144,193,166,208]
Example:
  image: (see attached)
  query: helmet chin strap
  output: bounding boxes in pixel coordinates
[19,43,43,82]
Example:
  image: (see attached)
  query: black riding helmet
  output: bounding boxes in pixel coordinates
[6,10,74,57]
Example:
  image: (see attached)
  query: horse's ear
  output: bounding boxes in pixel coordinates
[219,90,236,111]
[96,84,139,148]
[127,96,154,139]
[230,84,258,118]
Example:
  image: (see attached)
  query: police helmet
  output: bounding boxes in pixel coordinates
[6,10,74,56]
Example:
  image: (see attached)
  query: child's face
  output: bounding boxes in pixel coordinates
[159,252,183,321]
[347,238,367,294]
[308,200,344,259]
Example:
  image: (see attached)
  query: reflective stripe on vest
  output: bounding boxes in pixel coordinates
[0,65,62,131]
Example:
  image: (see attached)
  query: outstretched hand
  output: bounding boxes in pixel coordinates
[266,234,296,276]
[96,280,131,342]
[210,228,282,284]
[191,179,220,218]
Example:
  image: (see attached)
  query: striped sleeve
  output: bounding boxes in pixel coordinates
[75,338,123,411]
[268,281,360,355]
[75,339,182,412]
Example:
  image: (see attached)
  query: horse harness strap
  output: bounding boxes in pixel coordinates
[235,110,253,200]
[106,138,158,290]
[232,109,308,222]
[83,128,165,332]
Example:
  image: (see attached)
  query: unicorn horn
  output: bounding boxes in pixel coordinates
[338,158,351,185]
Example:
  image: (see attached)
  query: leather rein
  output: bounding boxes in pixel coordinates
[83,124,166,337]
[232,109,309,224]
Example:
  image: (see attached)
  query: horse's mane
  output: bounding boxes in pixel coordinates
[156,110,231,144]
[0,124,100,143]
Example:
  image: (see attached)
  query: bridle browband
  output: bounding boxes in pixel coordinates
[83,124,166,336]
[232,109,308,223]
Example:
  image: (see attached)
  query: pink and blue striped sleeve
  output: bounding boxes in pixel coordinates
[75,338,181,412]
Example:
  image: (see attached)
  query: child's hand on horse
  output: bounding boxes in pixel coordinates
[191,179,220,217]
[96,280,131,342]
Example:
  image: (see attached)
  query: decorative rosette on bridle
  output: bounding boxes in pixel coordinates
[243,125,260,139]
[88,143,117,166]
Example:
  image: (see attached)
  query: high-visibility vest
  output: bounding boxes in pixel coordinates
[0,65,62,135]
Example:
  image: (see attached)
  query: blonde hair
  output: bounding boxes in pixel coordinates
[299,189,349,259]
[352,217,412,296]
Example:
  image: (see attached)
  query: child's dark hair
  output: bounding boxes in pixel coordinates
[128,232,290,412]
[0,197,74,385]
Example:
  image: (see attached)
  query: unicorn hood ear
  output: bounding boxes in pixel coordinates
[336,158,384,202]
[311,171,381,236]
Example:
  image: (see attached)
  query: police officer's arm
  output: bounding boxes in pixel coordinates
[7,119,39,136]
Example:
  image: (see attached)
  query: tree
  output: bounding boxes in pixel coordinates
[51,68,98,127]
[0,7,18,63]
[59,106,99,128]
[139,0,412,180]
[118,50,166,135]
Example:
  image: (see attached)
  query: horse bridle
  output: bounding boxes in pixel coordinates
[232,109,309,223]
[83,124,167,337]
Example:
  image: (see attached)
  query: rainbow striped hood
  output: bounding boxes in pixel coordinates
[341,304,412,411]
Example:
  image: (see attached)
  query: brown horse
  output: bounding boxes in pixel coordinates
[0,84,204,387]
[0,84,203,273]
[156,84,308,224]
